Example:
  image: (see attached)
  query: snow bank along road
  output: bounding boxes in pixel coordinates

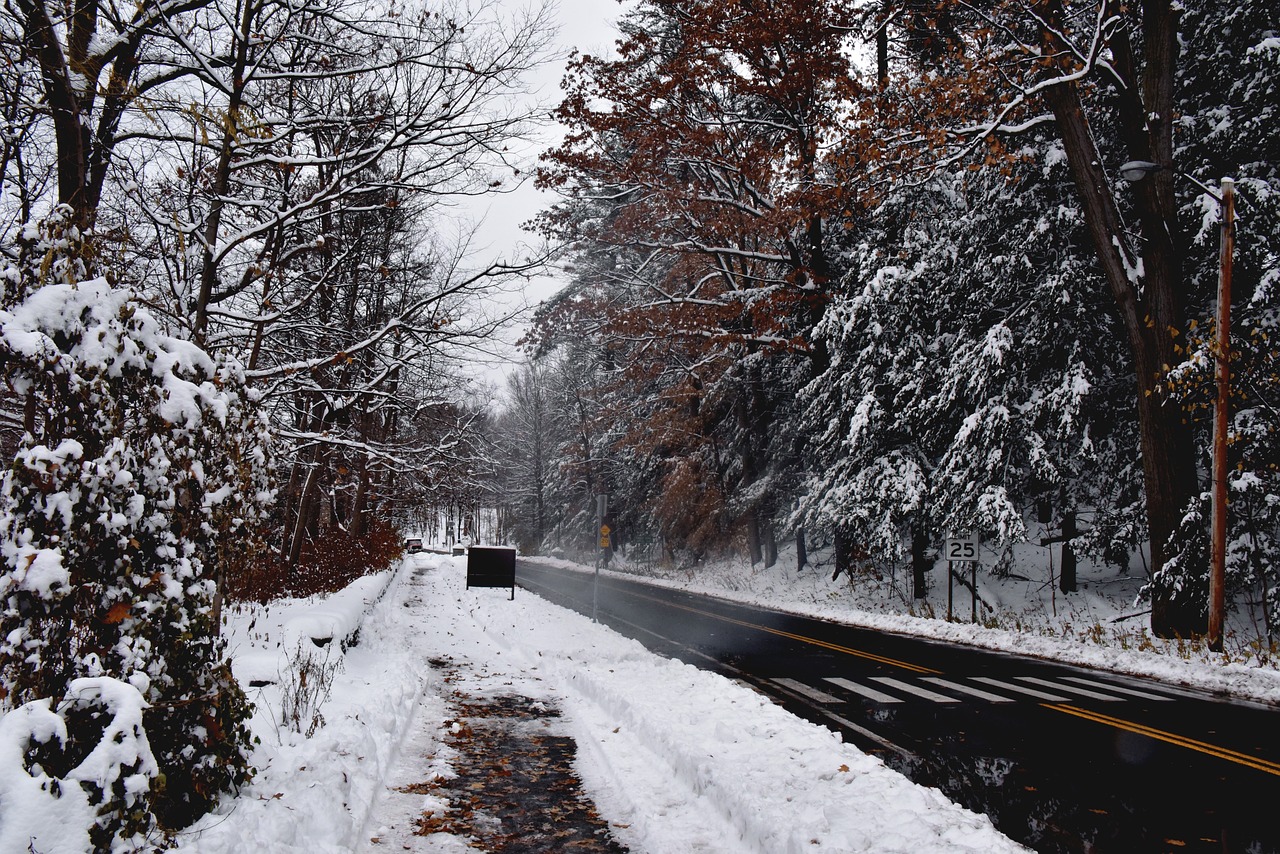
[182,553,1025,853]
[516,560,1280,853]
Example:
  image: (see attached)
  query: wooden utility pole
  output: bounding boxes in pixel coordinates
[1208,177,1235,652]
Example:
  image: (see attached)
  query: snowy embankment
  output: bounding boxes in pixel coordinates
[179,568,419,852]
[228,570,398,686]
[524,553,1280,707]
[179,554,1025,853]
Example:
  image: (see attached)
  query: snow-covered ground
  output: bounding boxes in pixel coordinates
[176,553,1027,852]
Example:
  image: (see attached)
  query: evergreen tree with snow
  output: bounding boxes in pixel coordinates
[796,136,1138,594]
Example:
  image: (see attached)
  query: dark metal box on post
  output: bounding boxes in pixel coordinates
[466,546,516,600]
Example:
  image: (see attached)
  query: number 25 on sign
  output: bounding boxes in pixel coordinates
[946,535,979,561]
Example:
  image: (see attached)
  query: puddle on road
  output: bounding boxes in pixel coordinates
[865,718,1266,854]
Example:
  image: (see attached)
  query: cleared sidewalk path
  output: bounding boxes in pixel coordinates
[360,561,628,852]
[394,669,626,852]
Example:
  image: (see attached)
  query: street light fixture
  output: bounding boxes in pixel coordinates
[1120,160,1228,204]
[1120,161,1236,652]
[1119,160,1163,183]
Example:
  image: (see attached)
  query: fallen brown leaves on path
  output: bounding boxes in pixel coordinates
[405,662,627,853]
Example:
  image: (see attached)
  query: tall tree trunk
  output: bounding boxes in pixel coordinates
[17,0,151,233]
[532,421,547,542]
[912,522,930,600]
[1060,507,1078,594]
[796,526,808,571]
[287,465,321,571]
[350,464,369,538]
[834,530,852,581]
[1040,0,1200,636]
[193,0,258,342]
[277,460,304,564]
[746,512,763,566]
[764,525,777,569]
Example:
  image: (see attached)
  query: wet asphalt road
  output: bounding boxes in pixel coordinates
[514,560,1280,854]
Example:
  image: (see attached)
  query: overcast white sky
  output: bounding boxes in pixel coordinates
[445,0,629,394]
[453,0,625,391]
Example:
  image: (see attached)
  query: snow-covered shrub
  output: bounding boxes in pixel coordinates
[278,642,344,738]
[0,209,273,836]
[0,677,159,852]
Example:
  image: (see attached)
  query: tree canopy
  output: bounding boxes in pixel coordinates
[514,0,1280,641]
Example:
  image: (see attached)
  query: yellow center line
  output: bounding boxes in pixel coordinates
[1045,703,1280,777]
[533,567,1276,775]
[616,584,939,674]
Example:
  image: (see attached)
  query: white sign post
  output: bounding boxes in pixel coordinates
[945,535,979,622]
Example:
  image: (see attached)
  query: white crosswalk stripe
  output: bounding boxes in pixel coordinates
[771,677,840,704]
[821,711,914,758]
[922,677,1016,703]
[824,677,902,703]
[1060,675,1176,702]
[1017,676,1123,702]
[870,676,959,703]
[971,676,1072,702]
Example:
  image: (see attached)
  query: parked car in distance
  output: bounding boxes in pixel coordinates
[405,537,423,553]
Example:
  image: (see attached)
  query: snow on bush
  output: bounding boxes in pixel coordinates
[0,677,158,852]
[0,208,273,842]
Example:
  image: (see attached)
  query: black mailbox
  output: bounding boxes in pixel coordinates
[466,546,516,600]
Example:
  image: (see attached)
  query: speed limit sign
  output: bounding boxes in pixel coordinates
[945,534,980,623]
[945,534,979,561]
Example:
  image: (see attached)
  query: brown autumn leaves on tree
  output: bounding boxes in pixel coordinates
[532,0,873,564]
[533,0,1224,636]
